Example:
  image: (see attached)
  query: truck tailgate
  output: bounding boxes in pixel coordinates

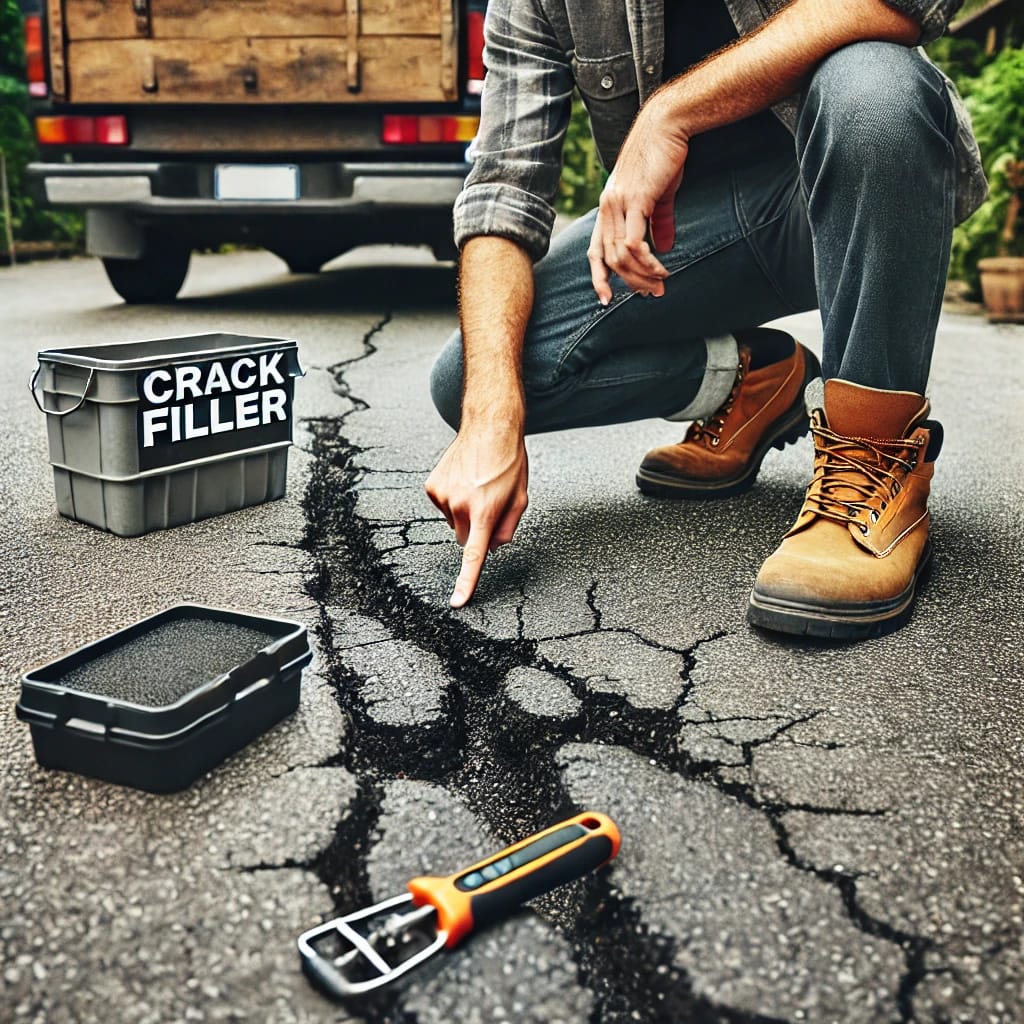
[48,0,458,103]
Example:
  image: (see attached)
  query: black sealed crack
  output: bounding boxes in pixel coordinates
[766,809,929,1022]
[708,769,933,1020]
[233,859,316,874]
[295,322,934,1024]
[311,775,385,914]
[515,585,528,643]
[586,579,603,631]
[570,890,790,1024]
[330,312,393,426]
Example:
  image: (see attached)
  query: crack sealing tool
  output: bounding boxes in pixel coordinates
[297,810,620,998]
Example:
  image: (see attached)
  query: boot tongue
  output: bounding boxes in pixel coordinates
[823,379,928,438]
[815,380,929,515]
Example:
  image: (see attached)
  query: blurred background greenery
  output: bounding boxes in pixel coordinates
[2,0,1023,286]
[0,0,82,257]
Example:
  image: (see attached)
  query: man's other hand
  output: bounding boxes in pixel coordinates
[589,95,689,305]
[425,423,529,608]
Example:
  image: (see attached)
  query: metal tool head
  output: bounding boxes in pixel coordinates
[297,892,447,999]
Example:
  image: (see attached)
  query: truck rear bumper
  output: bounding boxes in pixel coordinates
[28,160,470,213]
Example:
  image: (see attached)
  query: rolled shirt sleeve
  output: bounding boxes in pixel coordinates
[880,0,964,43]
[453,0,575,263]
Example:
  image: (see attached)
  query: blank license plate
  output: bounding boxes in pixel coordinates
[215,164,299,201]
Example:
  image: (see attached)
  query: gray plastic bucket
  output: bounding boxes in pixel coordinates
[32,333,303,536]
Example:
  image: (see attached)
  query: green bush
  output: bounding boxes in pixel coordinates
[946,47,1024,291]
[959,47,1024,173]
[926,36,991,91]
[0,0,83,252]
[0,0,24,74]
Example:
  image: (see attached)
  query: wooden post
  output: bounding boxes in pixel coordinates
[347,0,361,94]
[133,0,153,36]
[0,149,15,267]
[47,0,67,99]
[440,0,455,98]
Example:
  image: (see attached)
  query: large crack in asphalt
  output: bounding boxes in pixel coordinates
[295,315,933,1023]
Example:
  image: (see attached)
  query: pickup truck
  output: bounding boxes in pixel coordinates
[23,0,484,302]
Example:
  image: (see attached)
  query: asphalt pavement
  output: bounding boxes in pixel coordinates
[0,247,1022,1024]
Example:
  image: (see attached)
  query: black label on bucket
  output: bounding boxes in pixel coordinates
[137,353,294,472]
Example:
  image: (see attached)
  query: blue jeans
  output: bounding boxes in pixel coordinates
[431,42,958,433]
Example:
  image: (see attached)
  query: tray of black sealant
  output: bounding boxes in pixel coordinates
[16,605,312,793]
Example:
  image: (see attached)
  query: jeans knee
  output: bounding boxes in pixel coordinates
[429,333,463,430]
[800,42,949,157]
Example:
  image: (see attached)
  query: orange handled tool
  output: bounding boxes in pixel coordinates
[297,811,620,999]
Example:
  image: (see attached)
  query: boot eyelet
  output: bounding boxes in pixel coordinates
[859,523,869,535]
[881,502,887,511]
[711,437,720,447]
[892,482,901,495]
[870,510,879,523]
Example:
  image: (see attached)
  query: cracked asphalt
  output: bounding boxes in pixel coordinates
[1,247,1022,1024]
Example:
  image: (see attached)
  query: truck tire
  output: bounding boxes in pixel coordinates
[269,245,337,275]
[431,239,459,263]
[102,243,191,304]
[283,255,324,275]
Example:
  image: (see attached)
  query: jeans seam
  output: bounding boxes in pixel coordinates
[577,367,685,390]
[552,219,750,381]
[916,84,957,394]
[733,167,805,316]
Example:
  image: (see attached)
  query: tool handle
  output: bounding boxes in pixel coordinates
[407,811,620,949]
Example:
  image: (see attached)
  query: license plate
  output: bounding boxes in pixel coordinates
[214,164,299,201]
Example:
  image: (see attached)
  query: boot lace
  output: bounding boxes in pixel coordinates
[686,359,745,449]
[805,422,925,533]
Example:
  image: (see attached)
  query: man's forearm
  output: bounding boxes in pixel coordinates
[457,235,535,430]
[659,0,920,139]
[426,234,535,608]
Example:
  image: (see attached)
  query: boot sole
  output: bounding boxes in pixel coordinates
[746,541,933,642]
[636,347,822,500]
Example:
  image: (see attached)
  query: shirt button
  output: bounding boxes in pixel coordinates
[645,64,656,75]
[600,74,614,90]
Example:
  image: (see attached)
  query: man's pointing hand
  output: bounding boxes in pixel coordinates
[425,423,529,608]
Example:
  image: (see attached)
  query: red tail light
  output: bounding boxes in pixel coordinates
[25,15,47,98]
[466,10,485,95]
[36,116,130,146]
[382,115,479,145]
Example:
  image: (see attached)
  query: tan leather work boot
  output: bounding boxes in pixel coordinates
[748,379,942,640]
[636,334,821,498]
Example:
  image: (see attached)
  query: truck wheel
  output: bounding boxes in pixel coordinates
[431,239,459,263]
[102,243,190,304]
[283,255,324,275]
[269,247,330,275]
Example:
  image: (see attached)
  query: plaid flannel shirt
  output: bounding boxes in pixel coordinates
[453,0,987,262]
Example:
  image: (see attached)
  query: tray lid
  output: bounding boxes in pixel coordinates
[19,605,312,739]
[37,333,301,373]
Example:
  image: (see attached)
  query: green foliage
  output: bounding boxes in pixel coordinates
[557,94,606,216]
[961,47,1024,175]
[0,0,84,252]
[925,36,990,91]
[0,0,25,77]
[946,47,1024,291]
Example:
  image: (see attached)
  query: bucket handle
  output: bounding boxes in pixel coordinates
[29,365,96,417]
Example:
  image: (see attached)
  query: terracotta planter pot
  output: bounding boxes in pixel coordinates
[978,256,1024,323]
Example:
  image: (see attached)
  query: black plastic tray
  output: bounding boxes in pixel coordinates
[16,605,312,792]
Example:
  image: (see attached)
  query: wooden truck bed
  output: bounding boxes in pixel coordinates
[47,0,458,103]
